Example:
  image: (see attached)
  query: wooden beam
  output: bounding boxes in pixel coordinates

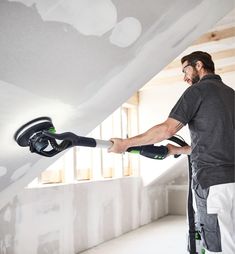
[123,92,139,107]
[212,48,235,60]
[193,27,235,45]
[216,64,235,74]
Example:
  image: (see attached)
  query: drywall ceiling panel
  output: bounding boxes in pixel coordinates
[0,0,234,209]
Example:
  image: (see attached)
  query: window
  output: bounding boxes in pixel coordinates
[40,156,65,184]
[27,94,139,187]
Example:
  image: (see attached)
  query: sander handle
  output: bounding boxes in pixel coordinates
[43,131,170,160]
[38,131,187,160]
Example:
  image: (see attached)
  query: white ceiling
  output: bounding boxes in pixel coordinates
[0,0,234,210]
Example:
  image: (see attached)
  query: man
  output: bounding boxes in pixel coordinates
[109,51,235,254]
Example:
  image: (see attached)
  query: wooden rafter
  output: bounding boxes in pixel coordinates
[193,27,235,45]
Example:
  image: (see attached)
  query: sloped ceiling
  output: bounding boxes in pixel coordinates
[0,0,234,210]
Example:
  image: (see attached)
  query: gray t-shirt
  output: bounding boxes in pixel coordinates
[169,74,235,188]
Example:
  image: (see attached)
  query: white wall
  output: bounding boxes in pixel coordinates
[0,177,169,254]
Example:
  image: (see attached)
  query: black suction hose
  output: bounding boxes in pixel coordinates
[187,155,196,254]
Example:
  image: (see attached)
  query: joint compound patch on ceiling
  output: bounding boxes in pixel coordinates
[42,0,118,36]
[9,0,118,36]
[109,17,142,48]
[7,0,142,47]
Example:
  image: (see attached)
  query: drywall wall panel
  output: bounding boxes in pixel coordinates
[0,177,169,253]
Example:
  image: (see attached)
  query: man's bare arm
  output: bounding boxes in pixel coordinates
[109,117,184,153]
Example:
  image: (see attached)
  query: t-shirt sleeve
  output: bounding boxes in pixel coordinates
[169,86,202,125]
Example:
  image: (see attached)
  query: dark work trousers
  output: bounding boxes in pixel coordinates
[193,184,222,252]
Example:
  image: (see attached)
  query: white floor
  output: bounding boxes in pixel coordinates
[80,215,188,254]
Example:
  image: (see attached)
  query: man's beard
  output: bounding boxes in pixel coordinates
[191,69,200,84]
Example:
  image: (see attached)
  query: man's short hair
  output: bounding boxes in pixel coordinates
[181,51,215,73]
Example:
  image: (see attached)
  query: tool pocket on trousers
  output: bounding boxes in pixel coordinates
[194,184,222,252]
[200,214,222,252]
